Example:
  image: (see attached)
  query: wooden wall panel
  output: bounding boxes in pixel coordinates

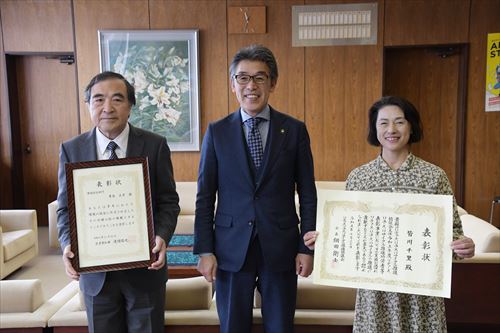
[384,0,470,46]
[73,0,149,134]
[0,0,74,52]
[0,0,498,224]
[305,0,384,181]
[227,0,305,122]
[384,47,460,195]
[15,56,79,225]
[0,13,13,208]
[150,0,228,181]
[465,0,500,225]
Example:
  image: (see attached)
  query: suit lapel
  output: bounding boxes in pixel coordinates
[126,124,145,157]
[228,111,255,187]
[256,108,288,191]
[83,128,98,161]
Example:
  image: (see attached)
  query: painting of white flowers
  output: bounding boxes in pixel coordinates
[98,30,200,151]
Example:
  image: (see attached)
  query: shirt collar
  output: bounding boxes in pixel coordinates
[96,123,130,156]
[377,152,415,171]
[240,105,271,123]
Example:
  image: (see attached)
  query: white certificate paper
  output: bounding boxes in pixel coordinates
[314,190,453,298]
[73,163,150,268]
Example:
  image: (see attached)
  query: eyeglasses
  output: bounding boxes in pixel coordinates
[233,73,269,85]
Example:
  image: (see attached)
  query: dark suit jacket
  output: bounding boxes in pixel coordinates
[194,107,317,272]
[57,124,180,296]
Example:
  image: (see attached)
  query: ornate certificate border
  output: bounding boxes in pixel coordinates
[65,157,154,273]
[314,189,454,298]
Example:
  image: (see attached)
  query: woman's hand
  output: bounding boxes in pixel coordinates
[303,231,319,250]
[451,236,475,258]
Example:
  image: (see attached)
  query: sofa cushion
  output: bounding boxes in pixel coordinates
[175,215,195,234]
[176,182,197,215]
[77,276,212,311]
[296,278,356,310]
[165,276,212,310]
[315,181,346,190]
[0,279,44,313]
[2,229,36,261]
[460,214,500,253]
[254,277,356,310]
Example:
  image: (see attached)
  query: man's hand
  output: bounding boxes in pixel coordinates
[197,255,217,282]
[296,253,314,277]
[149,236,167,270]
[63,245,80,281]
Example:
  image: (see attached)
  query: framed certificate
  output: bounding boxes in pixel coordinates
[314,189,454,298]
[65,157,155,273]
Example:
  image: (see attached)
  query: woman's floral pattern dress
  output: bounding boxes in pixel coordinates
[346,153,464,333]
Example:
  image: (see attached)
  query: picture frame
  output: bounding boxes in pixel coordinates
[98,30,200,151]
[65,157,155,273]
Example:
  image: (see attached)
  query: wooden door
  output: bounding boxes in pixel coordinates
[14,56,79,225]
[383,46,466,204]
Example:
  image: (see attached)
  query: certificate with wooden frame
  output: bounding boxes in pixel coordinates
[65,157,155,273]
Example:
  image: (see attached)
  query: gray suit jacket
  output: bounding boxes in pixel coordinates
[57,124,180,296]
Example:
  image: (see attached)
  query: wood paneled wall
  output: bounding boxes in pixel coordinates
[384,47,462,196]
[1,0,499,224]
[73,0,150,135]
[149,0,228,181]
[0,12,13,208]
[384,0,470,45]
[228,0,305,122]
[1,0,74,52]
[466,0,500,224]
[305,0,383,180]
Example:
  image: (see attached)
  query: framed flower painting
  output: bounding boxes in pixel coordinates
[98,30,200,151]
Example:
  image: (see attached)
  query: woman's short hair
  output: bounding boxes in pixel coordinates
[229,44,278,85]
[84,71,136,105]
[367,96,423,146]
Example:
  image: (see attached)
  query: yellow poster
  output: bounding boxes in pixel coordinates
[486,32,500,112]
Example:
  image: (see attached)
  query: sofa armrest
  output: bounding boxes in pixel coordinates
[47,284,87,328]
[34,281,79,319]
[453,252,500,264]
[48,200,60,248]
[0,279,44,313]
[0,210,37,232]
[460,214,500,253]
[0,280,78,329]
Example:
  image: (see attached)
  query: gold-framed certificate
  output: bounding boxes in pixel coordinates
[314,189,454,298]
[65,157,155,273]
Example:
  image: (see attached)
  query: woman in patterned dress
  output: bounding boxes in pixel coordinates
[304,96,475,332]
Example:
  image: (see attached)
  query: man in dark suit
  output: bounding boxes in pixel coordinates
[57,71,180,333]
[194,45,317,333]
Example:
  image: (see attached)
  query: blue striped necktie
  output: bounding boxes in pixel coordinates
[107,141,118,160]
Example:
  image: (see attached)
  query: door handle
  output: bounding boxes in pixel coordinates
[25,144,32,154]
